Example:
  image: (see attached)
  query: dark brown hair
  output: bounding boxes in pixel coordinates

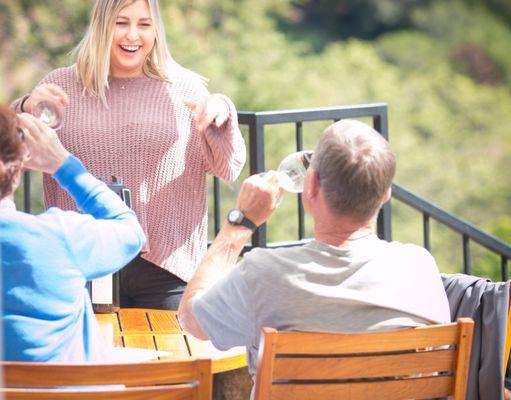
[311,119,396,220]
[0,106,24,199]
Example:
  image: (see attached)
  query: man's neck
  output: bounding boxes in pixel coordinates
[314,216,376,248]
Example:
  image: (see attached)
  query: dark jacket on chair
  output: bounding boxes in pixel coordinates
[442,273,509,400]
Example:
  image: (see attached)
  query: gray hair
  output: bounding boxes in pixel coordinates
[311,119,395,220]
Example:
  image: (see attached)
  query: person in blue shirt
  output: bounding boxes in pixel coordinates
[0,106,146,362]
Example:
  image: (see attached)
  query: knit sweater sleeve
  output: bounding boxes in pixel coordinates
[194,83,246,182]
[45,155,146,280]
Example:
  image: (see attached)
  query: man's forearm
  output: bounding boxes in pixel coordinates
[178,222,252,339]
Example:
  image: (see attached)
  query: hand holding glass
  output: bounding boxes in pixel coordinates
[32,100,63,130]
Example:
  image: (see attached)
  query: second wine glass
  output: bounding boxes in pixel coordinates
[32,100,63,130]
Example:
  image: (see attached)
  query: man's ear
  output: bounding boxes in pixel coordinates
[305,168,320,199]
[382,186,392,204]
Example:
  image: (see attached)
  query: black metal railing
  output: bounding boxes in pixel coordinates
[235,103,392,248]
[21,103,511,280]
[392,184,511,281]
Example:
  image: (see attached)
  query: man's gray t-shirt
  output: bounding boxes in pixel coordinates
[193,235,450,376]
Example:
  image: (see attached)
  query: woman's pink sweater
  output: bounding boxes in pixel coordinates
[13,66,246,282]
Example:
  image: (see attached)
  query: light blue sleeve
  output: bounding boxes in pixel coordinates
[192,260,257,351]
[45,155,146,280]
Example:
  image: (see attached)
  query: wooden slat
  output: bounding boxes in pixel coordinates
[210,353,247,375]
[273,349,455,380]
[3,360,208,386]
[269,375,453,400]
[113,335,124,347]
[147,310,181,333]
[2,385,196,400]
[118,309,151,333]
[154,334,191,359]
[275,323,459,354]
[95,313,121,334]
[185,335,247,373]
[123,334,156,350]
[453,318,474,399]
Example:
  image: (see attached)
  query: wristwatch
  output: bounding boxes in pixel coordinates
[227,208,257,232]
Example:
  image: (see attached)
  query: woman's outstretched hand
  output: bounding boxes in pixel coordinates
[185,94,229,133]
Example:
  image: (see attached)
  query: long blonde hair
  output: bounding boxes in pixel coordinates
[74,0,176,104]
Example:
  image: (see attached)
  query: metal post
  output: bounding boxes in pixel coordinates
[296,122,305,240]
[462,235,471,275]
[423,214,431,251]
[501,256,508,282]
[23,171,31,214]
[213,177,220,235]
[373,112,392,241]
[248,115,266,248]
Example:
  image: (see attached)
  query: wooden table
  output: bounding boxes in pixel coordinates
[96,308,247,374]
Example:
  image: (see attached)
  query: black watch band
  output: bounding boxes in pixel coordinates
[227,208,258,232]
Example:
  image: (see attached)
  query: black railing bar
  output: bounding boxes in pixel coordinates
[23,171,31,214]
[373,111,391,241]
[213,176,220,235]
[423,214,431,251]
[501,256,508,282]
[373,113,389,141]
[238,104,387,125]
[296,121,305,240]
[392,184,511,259]
[463,235,471,275]
[248,117,267,248]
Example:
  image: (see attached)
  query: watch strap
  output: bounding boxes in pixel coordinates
[239,216,257,232]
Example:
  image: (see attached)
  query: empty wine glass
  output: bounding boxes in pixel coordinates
[32,100,63,130]
[276,150,314,193]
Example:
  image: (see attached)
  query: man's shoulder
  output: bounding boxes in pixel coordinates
[238,245,309,278]
[386,241,433,259]
[243,245,308,263]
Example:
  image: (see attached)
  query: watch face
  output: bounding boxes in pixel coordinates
[228,209,243,224]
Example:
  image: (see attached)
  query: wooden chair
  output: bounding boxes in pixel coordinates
[1,358,212,400]
[254,318,474,400]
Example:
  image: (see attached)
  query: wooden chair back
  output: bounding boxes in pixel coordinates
[1,358,212,400]
[254,318,474,400]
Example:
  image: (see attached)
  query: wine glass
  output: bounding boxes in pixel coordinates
[276,150,314,193]
[32,100,63,130]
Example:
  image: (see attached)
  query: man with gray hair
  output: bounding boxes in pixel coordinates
[179,119,450,385]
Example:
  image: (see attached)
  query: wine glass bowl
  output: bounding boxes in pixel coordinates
[32,100,63,130]
[276,150,314,193]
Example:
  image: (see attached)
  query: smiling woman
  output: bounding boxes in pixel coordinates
[109,1,156,78]
[11,0,247,311]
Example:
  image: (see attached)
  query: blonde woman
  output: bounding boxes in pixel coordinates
[12,0,246,310]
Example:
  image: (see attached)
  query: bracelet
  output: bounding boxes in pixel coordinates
[19,94,30,113]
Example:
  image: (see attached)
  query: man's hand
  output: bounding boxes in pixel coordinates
[18,113,70,174]
[236,171,284,227]
[22,83,69,114]
[185,94,230,133]
[178,172,283,340]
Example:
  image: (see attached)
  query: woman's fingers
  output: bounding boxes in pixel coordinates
[186,95,229,132]
[45,84,69,106]
[25,84,69,113]
[214,108,229,127]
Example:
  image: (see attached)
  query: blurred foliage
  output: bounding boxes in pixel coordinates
[1,0,510,280]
